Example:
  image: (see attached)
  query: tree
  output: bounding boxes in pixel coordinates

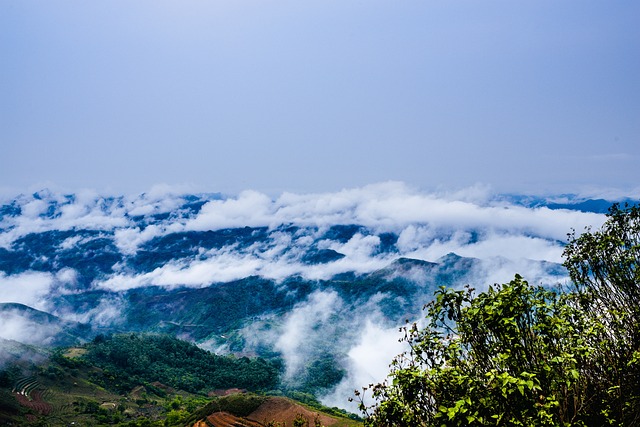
[563,203,640,425]
[357,203,640,426]
[564,203,640,345]
[356,276,604,426]
[293,413,309,427]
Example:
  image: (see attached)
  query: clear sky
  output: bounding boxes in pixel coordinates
[1,1,639,197]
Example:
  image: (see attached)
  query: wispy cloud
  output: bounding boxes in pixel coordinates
[320,320,408,411]
[1,182,607,291]
[275,291,344,379]
[586,153,634,162]
[184,182,603,239]
[0,271,55,310]
[0,309,63,346]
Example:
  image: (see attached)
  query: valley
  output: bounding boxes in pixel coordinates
[0,189,624,425]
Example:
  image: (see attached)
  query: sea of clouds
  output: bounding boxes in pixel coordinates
[0,182,605,292]
[0,182,612,406]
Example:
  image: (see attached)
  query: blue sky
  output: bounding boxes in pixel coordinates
[1,1,639,196]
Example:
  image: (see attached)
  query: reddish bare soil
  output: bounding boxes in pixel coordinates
[247,397,337,427]
[14,390,53,416]
[206,411,263,427]
[150,381,176,393]
[194,397,344,427]
[209,388,247,397]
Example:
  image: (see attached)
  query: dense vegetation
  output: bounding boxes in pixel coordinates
[188,392,268,421]
[564,203,640,424]
[4,195,636,425]
[82,333,281,394]
[0,334,358,426]
[358,204,640,426]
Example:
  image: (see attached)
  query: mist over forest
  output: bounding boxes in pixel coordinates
[1,183,631,415]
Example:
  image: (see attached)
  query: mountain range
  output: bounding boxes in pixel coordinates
[0,185,635,409]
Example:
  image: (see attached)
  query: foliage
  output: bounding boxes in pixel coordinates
[359,203,640,426]
[564,203,640,334]
[357,276,608,426]
[119,417,163,427]
[163,409,189,426]
[564,203,640,424]
[82,333,280,394]
[0,365,23,388]
[291,412,327,427]
[213,393,268,417]
[0,389,23,419]
[186,392,267,425]
[300,355,346,393]
[293,412,310,427]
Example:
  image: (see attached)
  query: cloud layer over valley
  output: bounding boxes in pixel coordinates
[0,183,620,408]
[0,183,605,292]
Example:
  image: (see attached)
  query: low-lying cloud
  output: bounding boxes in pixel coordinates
[320,320,409,412]
[275,291,343,379]
[184,183,604,241]
[0,310,63,346]
[0,182,621,410]
[1,182,608,292]
[0,271,56,311]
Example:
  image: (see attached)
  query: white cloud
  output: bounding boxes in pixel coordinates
[186,190,274,230]
[97,251,265,291]
[0,310,63,346]
[401,232,565,265]
[21,199,48,218]
[0,192,129,248]
[459,234,564,263]
[114,225,166,255]
[571,185,640,201]
[472,257,567,291]
[2,183,610,292]
[320,319,408,412]
[275,291,343,379]
[0,272,55,310]
[54,295,126,327]
[179,182,605,243]
[59,235,83,250]
[328,234,381,259]
[125,184,192,217]
[94,236,396,290]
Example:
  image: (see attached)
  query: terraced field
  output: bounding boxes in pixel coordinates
[9,371,161,425]
[206,411,263,427]
[193,396,360,427]
[12,376,53,416]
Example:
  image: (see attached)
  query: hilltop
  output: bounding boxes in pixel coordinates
[0,333,360,426]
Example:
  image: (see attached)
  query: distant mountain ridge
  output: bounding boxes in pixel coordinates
[0,302,91,347]
[504,194,639,213]
[1,187,622,409]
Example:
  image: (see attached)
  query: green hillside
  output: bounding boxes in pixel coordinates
[0,333,360,427]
